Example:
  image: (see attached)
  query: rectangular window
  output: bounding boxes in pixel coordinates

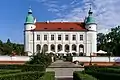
[51,35,54,40]
[73,35,76,40]
[80,35,83,41]
[58,35,61,40]
[44,35,47,40]
[37,35,40,40]
[65,35,69,40]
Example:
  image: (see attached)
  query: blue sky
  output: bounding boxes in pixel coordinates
[0,0,120,44]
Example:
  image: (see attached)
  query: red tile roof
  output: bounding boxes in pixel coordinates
[34,22,86,31]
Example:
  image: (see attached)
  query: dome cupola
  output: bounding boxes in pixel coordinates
[25,7,34,24]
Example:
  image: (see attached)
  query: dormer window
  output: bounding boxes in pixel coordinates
[44,28,47,29]
[70,28,73,30]
[58,28,61,29]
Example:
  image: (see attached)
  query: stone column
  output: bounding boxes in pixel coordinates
[41,44,43,53]
[48,44,51,52]
[70,44,72,54]
[77,44,79,56]
[62,44,65,56]
[55,44,58,53]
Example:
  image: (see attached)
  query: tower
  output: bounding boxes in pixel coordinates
[85,6,97,31]
[85,6,97,56]
[24,7,36,30]
[24,7,36,56]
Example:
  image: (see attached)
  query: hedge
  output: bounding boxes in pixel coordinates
[0,65,23,70]
[73,71,97,80]
[0,70,21,75]
[95,68,120,74]
[85,66,120,71]
[86,71,120,80]
[85,66,120,74]
[21,65,45,72]
[0,64,46,72]
[0,71,44,80]
[38,72,55,80]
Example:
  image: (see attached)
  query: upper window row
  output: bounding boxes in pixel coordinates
[37,34,83,41]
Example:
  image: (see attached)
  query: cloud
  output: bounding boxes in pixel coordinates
[33,0,120,34]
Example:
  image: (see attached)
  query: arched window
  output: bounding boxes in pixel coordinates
[51,44,55,51]
[58,44,62,52]
[36,44,41,52]
[72,44,76,51]
[65,44,69,52]
[79,44,84,56]
[43,44,48,53]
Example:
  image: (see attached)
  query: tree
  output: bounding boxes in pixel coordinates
[97,26,120,56]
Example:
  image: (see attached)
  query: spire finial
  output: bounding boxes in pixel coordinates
[28,6,32,14]
[88,4,93,16]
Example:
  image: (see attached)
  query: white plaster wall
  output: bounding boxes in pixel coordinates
[0,56,30,61]
[85,24,97,31]
[28,31,87,55]
[86,31,97,56]
[73,57,120,62]
[25,30,96,56]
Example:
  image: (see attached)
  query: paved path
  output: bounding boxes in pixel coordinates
[47,60,84,80]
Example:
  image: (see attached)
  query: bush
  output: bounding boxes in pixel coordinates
[66,56,72,62]
[73,71,97,80]
[0,71,44,80]
[38,72,55,80]
[27,53,52,67]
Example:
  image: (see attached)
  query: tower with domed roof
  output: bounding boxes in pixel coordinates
[24,7,36,56]
[85,6,97,55]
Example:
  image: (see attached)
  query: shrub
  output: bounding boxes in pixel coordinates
[27,53,52,67]
[66,56,72,62]
[38,72,55,80]
[0,71,44,80]
[73,71,97,80]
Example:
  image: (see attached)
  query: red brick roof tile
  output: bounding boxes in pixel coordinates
[34,22,86,31]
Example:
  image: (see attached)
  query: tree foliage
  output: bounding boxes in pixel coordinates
[27,52,52,67]
[97,26,120,56]
[0,39,24,55]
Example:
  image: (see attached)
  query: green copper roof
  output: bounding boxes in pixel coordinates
[85,9,96,24]
[25,8,34,24]
[86,16,95,24]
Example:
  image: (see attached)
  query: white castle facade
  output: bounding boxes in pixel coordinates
[24,8,97,56]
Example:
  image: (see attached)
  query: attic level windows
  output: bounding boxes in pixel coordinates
[37,35,40,40]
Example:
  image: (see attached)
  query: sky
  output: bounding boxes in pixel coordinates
[0,0,120,44]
